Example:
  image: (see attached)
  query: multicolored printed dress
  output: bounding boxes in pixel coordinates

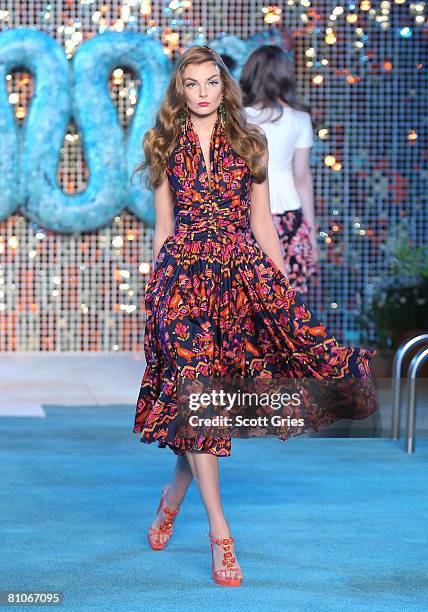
[133,112,378,457]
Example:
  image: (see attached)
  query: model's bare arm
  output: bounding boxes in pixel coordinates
[293,148,315,228]
[293,146,319,262]
[153,172,175,260]
[249,132,287,276]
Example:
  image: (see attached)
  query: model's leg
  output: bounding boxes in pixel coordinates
[150,454,193,546]
[185,451,242,581]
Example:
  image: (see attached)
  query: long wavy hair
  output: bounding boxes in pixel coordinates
[240,45,311,123]
[131,45,267,191]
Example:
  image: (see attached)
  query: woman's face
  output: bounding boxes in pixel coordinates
[182,61,223,118]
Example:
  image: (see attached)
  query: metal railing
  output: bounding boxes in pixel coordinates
[391,333,428,454]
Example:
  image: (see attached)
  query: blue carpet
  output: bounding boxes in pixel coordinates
[1,405,427,611]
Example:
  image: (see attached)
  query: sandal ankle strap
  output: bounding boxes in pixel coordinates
[159,485,180,519]
[207,532,234,546]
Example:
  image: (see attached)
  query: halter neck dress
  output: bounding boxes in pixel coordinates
[133,112,377,456]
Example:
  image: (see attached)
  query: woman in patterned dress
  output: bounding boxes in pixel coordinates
[241,45,318,295]
[131,45,377,587]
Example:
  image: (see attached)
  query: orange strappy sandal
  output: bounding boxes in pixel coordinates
[148,484,180,551]
[208,532,243,587]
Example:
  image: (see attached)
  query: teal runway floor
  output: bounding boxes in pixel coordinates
[1,404,427,611]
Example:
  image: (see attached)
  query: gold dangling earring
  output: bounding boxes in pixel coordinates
[180,104,189,135]
[219,97,226,131]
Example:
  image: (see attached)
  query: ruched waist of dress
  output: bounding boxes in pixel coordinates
[172,214,248,244]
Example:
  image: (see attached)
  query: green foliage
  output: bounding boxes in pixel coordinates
[369,218,428,350]
[384,218,428,280]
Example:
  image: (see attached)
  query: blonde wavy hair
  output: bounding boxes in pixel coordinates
[131,45,267,190]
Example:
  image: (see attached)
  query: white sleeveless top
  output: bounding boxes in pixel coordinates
[244,105,313,214]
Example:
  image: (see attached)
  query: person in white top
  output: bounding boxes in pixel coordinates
[240,45,318,294]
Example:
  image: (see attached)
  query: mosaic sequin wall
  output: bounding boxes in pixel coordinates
[0,1,426,351]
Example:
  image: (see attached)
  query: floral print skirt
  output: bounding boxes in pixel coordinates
[246,208,316,294]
